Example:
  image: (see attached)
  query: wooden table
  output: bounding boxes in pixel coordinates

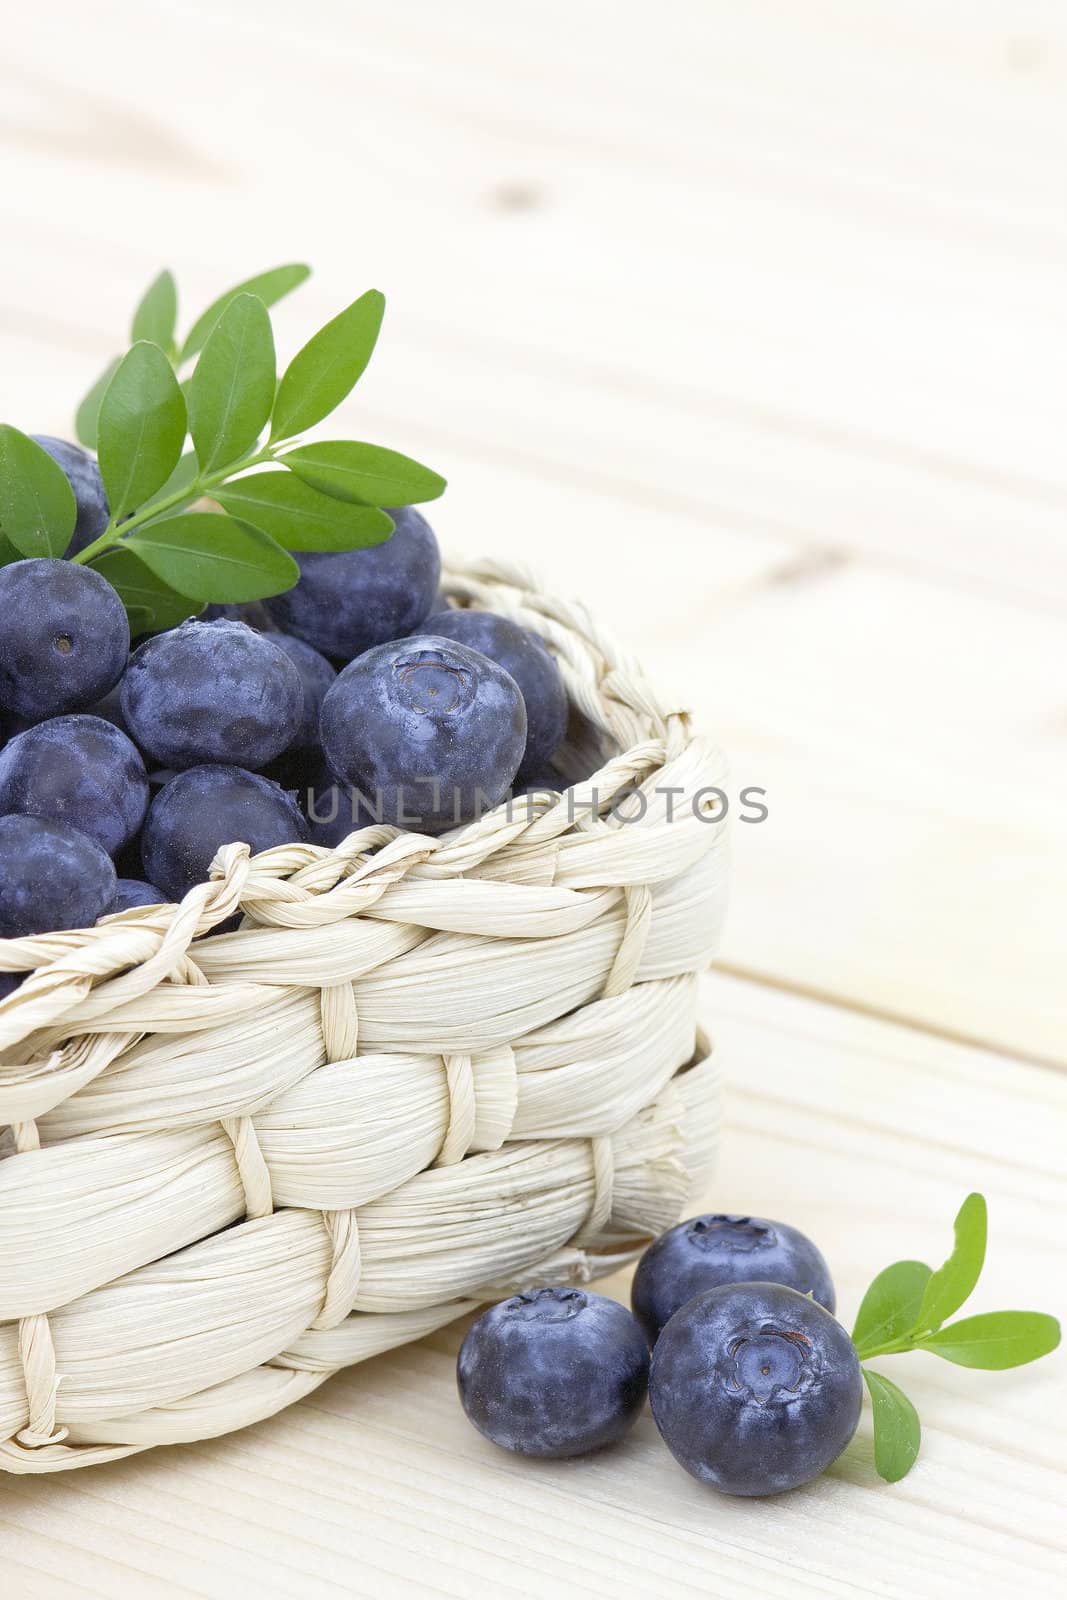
[1,2,1064,1593]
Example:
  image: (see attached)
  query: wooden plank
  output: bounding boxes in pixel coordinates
[1,975,1062,1597]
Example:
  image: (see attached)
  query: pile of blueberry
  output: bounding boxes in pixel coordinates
[457,1213,859,1497]
[0,437,569,963]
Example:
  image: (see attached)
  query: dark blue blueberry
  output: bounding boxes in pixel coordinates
[0,560,129,721]
[649,1282,862,1496]
[31,435,109,558]
[142,765,308,899]
[632,1214,836,1345]
[320,636,527,835]
[0,714,148,857]
[0,814,117,937]
[121,620,303,771]
[109,878,165,912]
[261,633,337,749]
[457,1287,650,1458]
[86,680,134,741]
[421,610,567,774]
[264,507,440,660]
[305,774,376,848]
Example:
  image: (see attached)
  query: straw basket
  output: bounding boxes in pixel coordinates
[0,556,729,1474]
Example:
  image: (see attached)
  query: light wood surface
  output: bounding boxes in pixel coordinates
[2,1,1065,1594]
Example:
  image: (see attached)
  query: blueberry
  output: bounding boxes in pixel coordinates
[264,507,441,660]
[261,633,337,749]
[0,714,148,857]
[0,560,129,721]
[0,973,22,1000]
[420,610,567,774]
[457,1287,650,1458]
[109,878,165,912]
[632,1214,836,1344]
[649,1282,862,1496]
[31,435,109,558]
[86,680,134,740]
[320,636,527,834]
[142,765,308,899]
[0,814,117,937]
[121,620,304,771]
[305,776,371,848]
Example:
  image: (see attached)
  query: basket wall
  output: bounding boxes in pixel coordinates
[0,558,729,1473]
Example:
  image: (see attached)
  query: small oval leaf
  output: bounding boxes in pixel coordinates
[131,269,178,351]
[863,1369,921,1484]
[124,511,298,601]
[91,545,202,631]
[97,343,188,523]
[283,440,446,507]
[0,425,78,557]
[180,263,311,362]
[914,1193,987,1335]
[188,294,275,474]
[918,1310,1061,1370]
[851,1260,932,1357]
[215,471,393,550]
[271,289,385,442]
[75,356,121,451]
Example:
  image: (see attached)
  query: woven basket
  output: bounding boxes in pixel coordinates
[0,556,728,1474]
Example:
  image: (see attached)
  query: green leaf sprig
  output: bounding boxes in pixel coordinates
[852,1194,1060,1483]
[0,264,446,631]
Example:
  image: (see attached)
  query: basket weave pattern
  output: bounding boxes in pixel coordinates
[0,558,728,1474]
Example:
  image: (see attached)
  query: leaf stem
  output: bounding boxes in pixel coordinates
[72,443,280,566]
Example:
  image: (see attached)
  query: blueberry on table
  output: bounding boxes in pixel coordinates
[320,636,527,834]
[264,506,441,661]
[121,620,304,771]
[0,714,149,858]
[420,610,568,775]
[457,1287,650,1458]
[141,764,308,900]
[0,560,129,721]
[649,1282,862,1496]
[260,633,337,750]
[0,814,117,937]
[109,878,165,913]
[31,435,109,558]
[632,1214,836,1344]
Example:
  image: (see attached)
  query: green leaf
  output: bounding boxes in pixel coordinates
[138,450,201,515]
[124,511,298,601]
[918,1311,1061,1370]
[91,545,202,631]
[0,531,21,565]
[0,426,78,557]
[913,1193,987,1335]
[97,342,187,522]
[187,294,275,474]
[852,1260,932,1357]
[283,440,446,506]
[75,356,121,450]
[123,604,155,635]
[270,289,385,442]
[215,471,394,551]
[180,263,311,362]
[131,269,178,352]
[863,1370,921,1484]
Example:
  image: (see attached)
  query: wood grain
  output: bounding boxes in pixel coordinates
[1,0,1065,1591]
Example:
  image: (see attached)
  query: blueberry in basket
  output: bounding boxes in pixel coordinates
[320,635,528,834]
[0,559,129,721]
[457,1287,650,1458]
[265,506,441,661]
[0,713,149,858]
[0,814,117,937]
[141,765,308,901]
[121,620,304,771]
[419,608,567,775]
